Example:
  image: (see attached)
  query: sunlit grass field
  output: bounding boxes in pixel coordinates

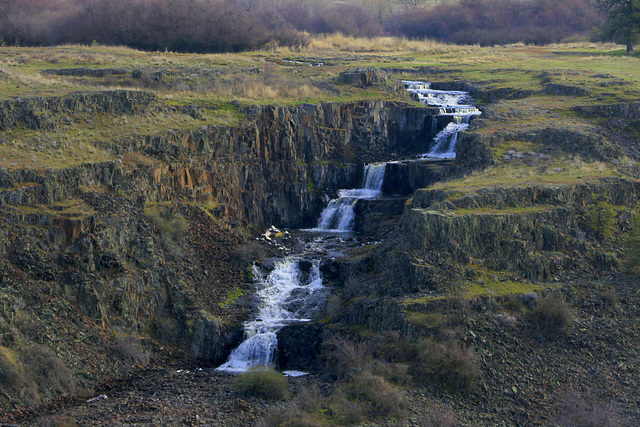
[1,36,638,180]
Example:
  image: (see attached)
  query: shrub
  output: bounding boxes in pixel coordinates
[527,293,574,337]
[0,0,82,46]
[372,330,416,364]
[388,0,602,46]
[585,201,616,239]
[322,335,372,380]
[115,333,150,366]
[146,208,188,239]
[369,360,412,386]
[295,384,323,413]
[0,348,24,391]
[258,407,321,427]
[232,242,267,269]
[345,371,406,418]
[553,391,622,427]
[424,406,459,427]
[232,368,290,400]
[311,5,384,37]
[21,344,77,397]
[413,338,480,392]
[0,0,306,53]
[329,392,365,425]
[601,287,619,311]
[623,214,640,274]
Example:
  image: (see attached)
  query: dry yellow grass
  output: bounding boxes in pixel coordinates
[206,75,323,101]
[278,33,478,54]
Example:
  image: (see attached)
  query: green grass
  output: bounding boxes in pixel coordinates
[1,40,639,174]
[430,156,621,192]
[14,199,95,218]
[452,205,554,216]
[221,287,244,307]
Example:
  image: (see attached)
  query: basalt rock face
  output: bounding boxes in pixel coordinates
[115,100,440,230]
[1,98,441,230]
[382,160,455,195]
[337,68,388,87]
[0,90,157,131]
[276,323,324,371]
[0,96,446,414]
[574,103,640,119]
[400,178,640,287]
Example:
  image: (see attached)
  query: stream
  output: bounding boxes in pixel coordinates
[216,82,480,375]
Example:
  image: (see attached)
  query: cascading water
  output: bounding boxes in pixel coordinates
[218,165,386,373]
[216,259,324,373]
[403,82,481,159]
[217,82,476,376]
[314,163,386,232]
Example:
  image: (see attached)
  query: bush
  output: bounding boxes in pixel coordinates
[232,368,290,400]
[370,360,412,386]
[258,407,321,427]
[322,335,372,380]
[311,5,384,38]
[585,201,616,239]
[345,371,406,418]
[146,208,188,239]
[115,333,150,366]
[424,406,459,427]
[329,392,365,425]
[389,0,602,46]
[0,0,306,53]
[623,214,640,274]
[232,242,267,269]
[553,391,622,427]
[0,344,78,407]
[372,331,416,364]
[413,338,480,392]
[527,293,574,337]
[0,349,25,392]
[21,344,77,398]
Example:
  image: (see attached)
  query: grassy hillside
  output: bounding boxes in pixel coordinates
[2,38,640,425]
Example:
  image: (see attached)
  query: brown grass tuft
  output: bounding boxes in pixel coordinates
[414,338,480,392]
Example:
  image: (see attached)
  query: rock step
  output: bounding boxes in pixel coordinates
[353,197,407,233]
[382,159,455,196]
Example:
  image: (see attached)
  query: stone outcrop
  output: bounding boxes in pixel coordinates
[110,100,442,230]
[400,178,640,284]
[276,323,324,371]
[544,83,590,97]
[574,102,640,120]
[0,96,447,414]
[337,68,388,87]
[0,90,157,131]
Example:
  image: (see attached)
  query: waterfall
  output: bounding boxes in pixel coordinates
[420,113,476,159]
[216,259,324,373]
[314,163,386,232]
[403,82,481,159]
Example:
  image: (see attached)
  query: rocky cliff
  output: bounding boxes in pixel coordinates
[0,92,444,415]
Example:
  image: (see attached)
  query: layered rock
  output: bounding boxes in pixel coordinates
[110,100,442,230]
[0,90,157,131]
[0,95,448,415]
[401,178,640,285]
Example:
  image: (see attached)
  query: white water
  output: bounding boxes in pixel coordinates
[216,259,324,373]
[313,163,386,232]
[403,82,481,159]
[216,84,476,374]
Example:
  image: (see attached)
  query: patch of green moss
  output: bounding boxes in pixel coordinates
[221,287,245,307]
[15,199,95,218]
[453,205,554,216]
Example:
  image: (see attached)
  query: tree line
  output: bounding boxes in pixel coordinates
[0,0,636,52]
